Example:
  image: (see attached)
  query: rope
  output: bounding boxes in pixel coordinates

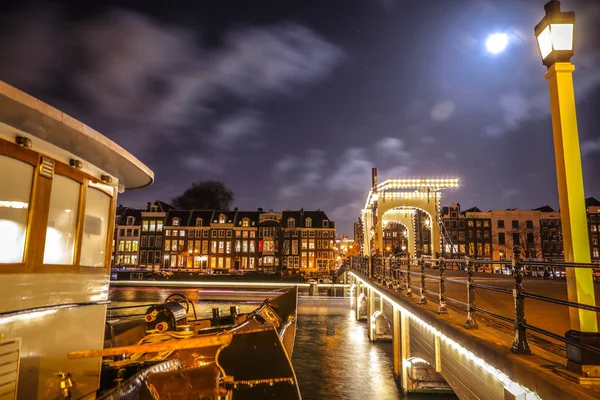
[105,329,194,368]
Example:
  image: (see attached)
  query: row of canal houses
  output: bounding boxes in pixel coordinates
[112,201,337,275]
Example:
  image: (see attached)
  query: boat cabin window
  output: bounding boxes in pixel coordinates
[80,186,111,267]
[0,154,34,263]
[43,175,81,264]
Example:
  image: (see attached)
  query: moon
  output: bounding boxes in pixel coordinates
[485,33,509,54]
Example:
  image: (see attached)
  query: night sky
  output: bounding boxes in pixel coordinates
[1,0,599,235]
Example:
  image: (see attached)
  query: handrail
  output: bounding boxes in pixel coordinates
[349,248,600,360]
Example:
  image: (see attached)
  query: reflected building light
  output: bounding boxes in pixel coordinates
[44,227,67,264]
[65,209,72,213]
[0,220,27,263]
[1,309,57,325]
[0,201,28,209]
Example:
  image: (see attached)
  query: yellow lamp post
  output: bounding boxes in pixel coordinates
[535,0,598,338]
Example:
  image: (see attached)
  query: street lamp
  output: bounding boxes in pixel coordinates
[535,1,598,343]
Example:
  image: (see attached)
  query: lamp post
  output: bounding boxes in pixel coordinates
[535,0,599,354]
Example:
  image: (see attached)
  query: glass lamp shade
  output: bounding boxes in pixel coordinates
[534,1,575,67]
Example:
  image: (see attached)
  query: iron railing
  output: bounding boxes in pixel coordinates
[350,249,600,357]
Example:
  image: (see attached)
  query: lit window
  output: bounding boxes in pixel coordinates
[142,221,149,231]
[196,218,203,227]
[219,214,226,224]
[264,240,274,252]
[305,218,312,228]
[80,187,111,267]
[44,175,80,265]
[173,218,180,226]
[242,218,250,227]
[0,155,33,263]
[149,221,156,231]
[157,221,163,232]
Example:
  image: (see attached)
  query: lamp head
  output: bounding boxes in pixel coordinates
[534,0,575,68]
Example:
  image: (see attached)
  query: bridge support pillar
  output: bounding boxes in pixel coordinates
[392,307,410,394]
[355,281,361,320]
[368,288,375,342]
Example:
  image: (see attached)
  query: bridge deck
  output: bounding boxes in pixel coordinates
[351,269,600,400]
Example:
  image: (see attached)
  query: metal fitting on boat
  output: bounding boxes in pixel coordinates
[155,322,168,332]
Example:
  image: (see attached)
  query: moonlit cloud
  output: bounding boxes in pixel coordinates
[0,5,344,158]
[430,101,456,122]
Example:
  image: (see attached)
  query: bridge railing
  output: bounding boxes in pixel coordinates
[350,249,600,359]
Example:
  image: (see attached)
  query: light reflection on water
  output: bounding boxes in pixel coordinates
[108,288,456,400]
[293,311,400,400]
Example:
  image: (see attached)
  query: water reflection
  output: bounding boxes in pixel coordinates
[293,310,400,400]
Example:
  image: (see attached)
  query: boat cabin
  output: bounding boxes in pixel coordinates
[0,81,153,399]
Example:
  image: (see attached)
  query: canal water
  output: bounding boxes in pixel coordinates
[108,287,456,399]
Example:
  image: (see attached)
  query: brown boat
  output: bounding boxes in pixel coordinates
[69,287,301,399]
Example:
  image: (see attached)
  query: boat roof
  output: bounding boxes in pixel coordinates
[0,81,154,189]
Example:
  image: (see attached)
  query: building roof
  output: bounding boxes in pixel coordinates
[211,210,237,224]
[189,210,215,226]
[115,207,142,225]
[165,210,192,226]
[0,81,153,189]
[234,211,260,226]
[586,197,600,207]
[534,205,555,212]
[146,200,172,212]
[282,210,335,228]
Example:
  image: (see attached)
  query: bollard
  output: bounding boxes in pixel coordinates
[465,257,478,330]
[309,282,318,297]
[511,246,531,354]
[438,258,447,314]
[405,258,412,298]
[419,257,427,304]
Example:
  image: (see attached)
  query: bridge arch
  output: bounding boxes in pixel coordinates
[381,207,435,257]
[362,175,458,258]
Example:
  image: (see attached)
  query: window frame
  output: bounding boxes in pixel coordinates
[0,140,116,274]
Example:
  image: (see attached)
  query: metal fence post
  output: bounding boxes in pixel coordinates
[405,258,412,298]
[465,257,478,330]
[438,258,447,314]
[419,257,427,304]
[511,246,531,354]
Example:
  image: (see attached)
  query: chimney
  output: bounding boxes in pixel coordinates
[234,207,238,212]
[257,207,263,213]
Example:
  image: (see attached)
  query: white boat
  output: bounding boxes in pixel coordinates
[0,80,152,399]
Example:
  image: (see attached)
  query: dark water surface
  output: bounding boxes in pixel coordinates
[109,288,455,400]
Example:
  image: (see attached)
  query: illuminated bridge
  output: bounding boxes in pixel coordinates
[345,255,600,400]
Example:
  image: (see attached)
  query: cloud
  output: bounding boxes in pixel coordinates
[277,149,326,199]
[210,110,263,150]
[274,155,299,175]
[326,148,373,192]
[430,101,455,122]
[216,23,345,100]
[0,6,344,159]
[485,51,600,138]
[502,188,520,198]
[445,151,457,160]
[581,139,600,157]
[374,137,410,161]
